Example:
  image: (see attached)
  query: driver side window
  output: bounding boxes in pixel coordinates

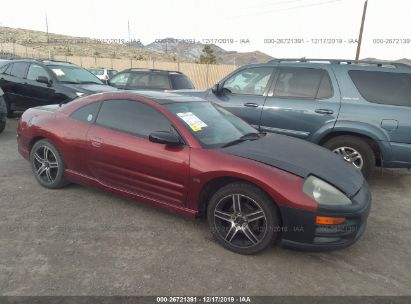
[109,72,131,87]
[27,64,49,81]
[223,67,273,96]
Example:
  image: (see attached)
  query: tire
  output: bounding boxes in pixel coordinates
[0,120,5,134]
[207,182,280,255]
[30,139,69,189]
[3,97,14,118]
[323,135,376,178]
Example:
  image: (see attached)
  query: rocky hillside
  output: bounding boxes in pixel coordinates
[0,26,273,65]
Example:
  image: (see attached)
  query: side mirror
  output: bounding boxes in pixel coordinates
[149,131,182,146]
[37,76,51,86]
[211,83,222,96]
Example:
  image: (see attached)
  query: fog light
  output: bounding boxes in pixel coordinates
[316,216,346,225]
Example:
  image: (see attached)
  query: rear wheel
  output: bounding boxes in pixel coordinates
[30,139,69,189]
[207,182,280,255]
[0,120,5,133]
[323,135,376,178]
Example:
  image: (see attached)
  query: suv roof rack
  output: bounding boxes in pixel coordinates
[268,58,410,68]
[41,59,73,64]
[124,68,182,74]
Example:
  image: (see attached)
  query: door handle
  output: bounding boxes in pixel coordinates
[315,109,334,115]
[90,136,104,148]
[244,102,259,108]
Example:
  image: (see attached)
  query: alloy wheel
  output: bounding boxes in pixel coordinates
[32,145,59,184]
[332,146,364,169]
[213,194,267,249]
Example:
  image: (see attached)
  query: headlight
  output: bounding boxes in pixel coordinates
[76,92,85,97]
[303,176,352,206]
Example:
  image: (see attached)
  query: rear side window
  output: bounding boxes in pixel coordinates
[70,102,101,123]
[170,74,194,89]
[127,73,171,90]
[3,63,13,75]
[95,99,171,137]
[0,63,9,73]
[10,62,29,78]
[349,70,411,107]
[274,68,333,99]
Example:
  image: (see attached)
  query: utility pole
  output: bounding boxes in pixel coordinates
[355,0,368,62]
[45,14,49,43]
[127,20,131,45]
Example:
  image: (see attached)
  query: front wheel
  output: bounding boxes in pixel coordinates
[30,139,69,189]
[323,135,376,178]
[3,97,14,118]
[207,182,280,255]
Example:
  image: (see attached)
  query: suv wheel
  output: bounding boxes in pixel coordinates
[323,136,376,178]
[207,182,280,255]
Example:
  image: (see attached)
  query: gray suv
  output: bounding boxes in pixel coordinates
[177,58,411,177]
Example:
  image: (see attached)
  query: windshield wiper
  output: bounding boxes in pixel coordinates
[221,132,265,148]
[79,81,102,85]
[61,81,81,84]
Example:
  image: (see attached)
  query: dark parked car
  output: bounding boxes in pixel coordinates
[17,91,370,254]
[0,59,11,133]
[175,58,411,177]
[108,68,194,91]
[0,59,115,116]
[0,89,6,133]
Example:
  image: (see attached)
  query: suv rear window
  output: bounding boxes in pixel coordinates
[349,70,411,107]
[128,72,171,90]
[170,74,194,89]
[10,62,29,78]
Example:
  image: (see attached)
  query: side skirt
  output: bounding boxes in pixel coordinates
[64,169,198,218]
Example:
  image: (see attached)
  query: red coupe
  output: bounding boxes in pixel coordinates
[17,91,371,254]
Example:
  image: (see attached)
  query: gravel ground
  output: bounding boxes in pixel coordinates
[0,118,410,296]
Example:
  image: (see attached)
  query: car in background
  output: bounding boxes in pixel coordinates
[88,67,118,82]
[175,58,411,178]
[0,59,11,132]
[0,59,115,116]
[17,91,370,254]
[0,88,6,133]
[108,68,194,91]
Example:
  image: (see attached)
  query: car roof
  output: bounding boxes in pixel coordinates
[244,58,411,72]
[122,68,183,74]
[8,59,79,67]
[123,90,207,104]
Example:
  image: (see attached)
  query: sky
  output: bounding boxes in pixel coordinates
[1,0,410,60]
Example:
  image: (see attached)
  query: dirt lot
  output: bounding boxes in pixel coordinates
[0,118,410,296]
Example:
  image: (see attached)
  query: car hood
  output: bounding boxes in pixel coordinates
[65,83,117,93]
[220,133,364,198]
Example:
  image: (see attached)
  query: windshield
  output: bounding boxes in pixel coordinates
[165,102,258,147]
[49,65,103,84]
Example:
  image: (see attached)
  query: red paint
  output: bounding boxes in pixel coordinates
[17,92,318,220]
